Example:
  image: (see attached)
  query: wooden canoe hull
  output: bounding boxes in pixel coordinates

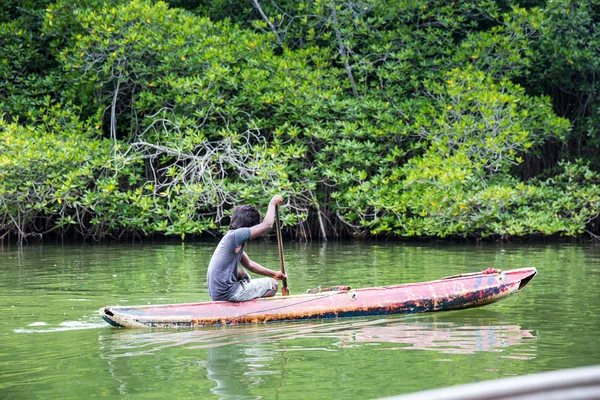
[99,267,536,328]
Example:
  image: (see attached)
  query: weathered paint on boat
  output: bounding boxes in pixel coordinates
[99,267,536,328]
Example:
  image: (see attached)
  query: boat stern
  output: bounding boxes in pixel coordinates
[99,306,124,328]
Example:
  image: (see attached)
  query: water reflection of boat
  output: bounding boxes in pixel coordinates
[100,268,537,328]
[338,321,536,356]
[98,316,538,399]
[97,315,537,359]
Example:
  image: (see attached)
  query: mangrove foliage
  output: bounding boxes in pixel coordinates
[1,0,599,243]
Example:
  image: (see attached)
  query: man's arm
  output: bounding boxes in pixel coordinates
[249,195,283,240]
[240,252,287,280]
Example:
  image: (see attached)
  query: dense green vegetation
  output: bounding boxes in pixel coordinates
[1,0,599,243]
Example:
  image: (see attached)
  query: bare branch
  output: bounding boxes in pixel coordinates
[251,0,283,45]
[330,1,359,99]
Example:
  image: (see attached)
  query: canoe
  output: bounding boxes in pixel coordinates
[99,267,536,328]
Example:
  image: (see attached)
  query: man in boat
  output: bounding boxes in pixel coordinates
[207,195,288,302]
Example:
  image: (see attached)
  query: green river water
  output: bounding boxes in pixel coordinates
[1,241,599,399]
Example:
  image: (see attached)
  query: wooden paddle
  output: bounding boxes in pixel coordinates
[275,205,289,296]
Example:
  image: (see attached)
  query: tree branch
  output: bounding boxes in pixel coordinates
[251,0,283,45]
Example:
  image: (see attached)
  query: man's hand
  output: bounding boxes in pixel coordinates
[273,271,288,280]
[270,195,283,207]
[250,195,284,239]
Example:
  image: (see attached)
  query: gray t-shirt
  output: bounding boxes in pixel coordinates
[207,228,251,301]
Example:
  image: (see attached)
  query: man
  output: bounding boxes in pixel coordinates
[207,195,287,302]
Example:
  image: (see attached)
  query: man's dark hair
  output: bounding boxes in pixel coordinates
[230,205,261,230]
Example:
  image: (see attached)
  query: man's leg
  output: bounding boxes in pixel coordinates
[261,279,278,298]
[228,278,275,302]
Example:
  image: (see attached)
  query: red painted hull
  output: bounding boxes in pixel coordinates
[100,268,536,328]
